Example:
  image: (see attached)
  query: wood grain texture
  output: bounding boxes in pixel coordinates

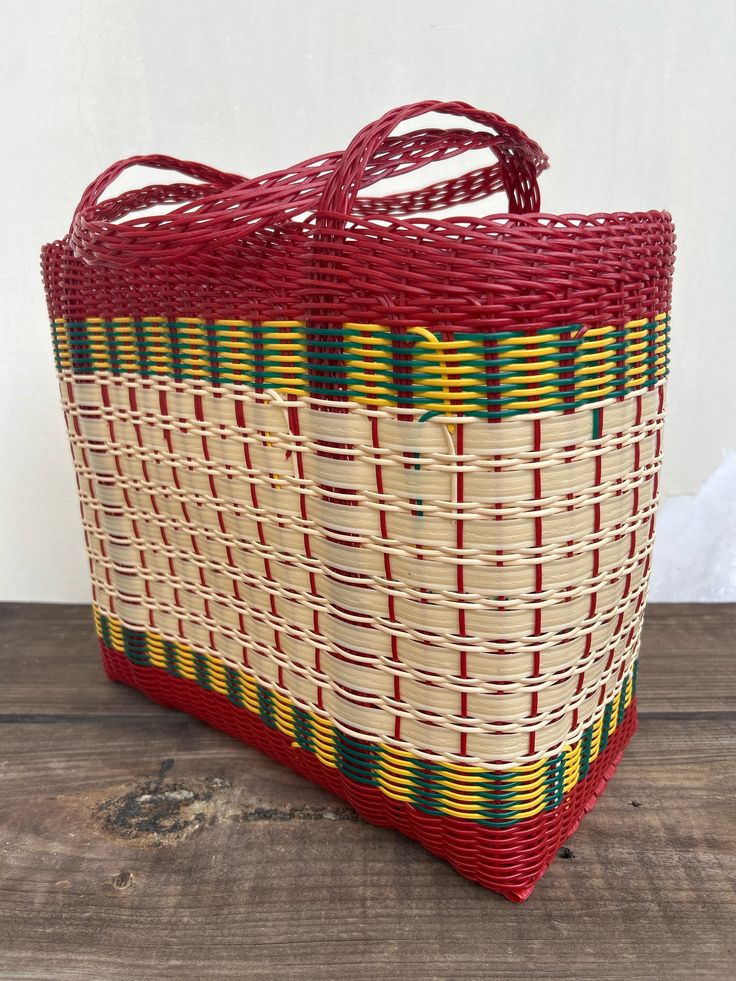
[0,603,734,980]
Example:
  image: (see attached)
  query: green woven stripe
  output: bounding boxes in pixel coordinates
[293,705,314,754]
[224,660,244,708]
[578,726,594,783]
[96,612,637,828]
[257,685,278,730]
[53,317,670,418]
[161,638,177,678]
[592,406,603,439]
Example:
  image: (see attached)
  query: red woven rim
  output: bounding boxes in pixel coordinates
[43,214,674,331]
[100,639,638,901]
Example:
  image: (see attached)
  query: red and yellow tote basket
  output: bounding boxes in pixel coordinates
[42,101,674,900]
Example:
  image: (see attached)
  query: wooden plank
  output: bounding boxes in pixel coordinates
[0,603,734,980]
[1,716,733,980]
[638,604,736,715]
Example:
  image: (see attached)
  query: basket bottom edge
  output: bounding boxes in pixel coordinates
[98,638,637,902]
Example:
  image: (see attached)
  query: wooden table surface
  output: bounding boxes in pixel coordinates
[0,603,733,980]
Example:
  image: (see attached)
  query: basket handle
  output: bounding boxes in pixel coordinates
[72,154,246,219]
[317,99,547,220]
[69,120,545,268]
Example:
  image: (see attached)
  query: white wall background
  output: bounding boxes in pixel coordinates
[1,0,734,602]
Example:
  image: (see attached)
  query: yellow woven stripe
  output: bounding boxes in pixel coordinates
[54,318,71,367]
[110,317,140,372]
[344,322,394,407]
[84,318,111,372]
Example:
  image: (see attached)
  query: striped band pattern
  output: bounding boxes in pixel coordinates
[95,608,636,828]
[52,314,669,417]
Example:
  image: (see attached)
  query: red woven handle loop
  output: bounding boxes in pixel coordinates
[73,154,245,217]
[70,129,544,268]
[69,105,547,268]
[318,99,548,220]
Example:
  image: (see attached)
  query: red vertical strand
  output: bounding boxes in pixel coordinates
[288,401,325,711]
[371,415,403,739]
[157,385,194,641]
[591,406,605,710]
[576,405,603,727]
[589,407,604,616]
[66,378,108,610]
[528,418,544,757]
[114,382,146,624]
[560,328,581,732]
[652,386,665,521]
[622,392,644,615]
[152,386,177,584]
[103,380,152,629]
[455,422,469,756]
[194,390,223,655]
[217,386,247,647]
[234,394,284,676]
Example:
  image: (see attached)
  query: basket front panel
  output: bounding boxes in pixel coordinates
[57,354,665,768]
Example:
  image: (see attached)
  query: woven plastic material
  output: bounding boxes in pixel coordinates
[41,101,675,900]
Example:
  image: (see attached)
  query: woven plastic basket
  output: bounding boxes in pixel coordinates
[42,101,674,901]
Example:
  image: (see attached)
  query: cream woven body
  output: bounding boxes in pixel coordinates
[61,369,664,768]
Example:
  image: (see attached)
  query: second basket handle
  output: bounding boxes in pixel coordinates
[317,99,547,220]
